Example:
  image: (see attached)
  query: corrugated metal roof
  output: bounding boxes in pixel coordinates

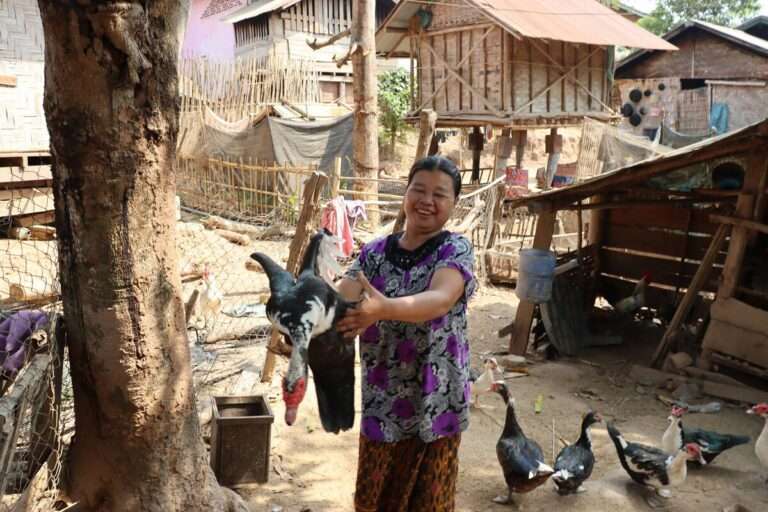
[222,0,301,24]
[377,0,675,55]
[617,20,768,74]
[468,0,675,49]
[506,117,768,209]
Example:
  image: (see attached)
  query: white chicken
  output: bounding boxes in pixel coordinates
[470,357,499,408]
[613,273,652,315]
[190,266,224,330]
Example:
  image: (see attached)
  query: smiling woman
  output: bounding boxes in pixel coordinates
[335,156,477,512]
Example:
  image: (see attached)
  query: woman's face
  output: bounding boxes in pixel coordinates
[404,169,457,234]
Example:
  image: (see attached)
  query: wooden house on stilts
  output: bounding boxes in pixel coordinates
[375,0,675,181]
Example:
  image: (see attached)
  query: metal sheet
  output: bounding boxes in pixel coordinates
[223,0,302,24]
[468,0,676,50]
[376,0,676,55]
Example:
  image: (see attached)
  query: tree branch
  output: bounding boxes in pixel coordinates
[306,28,352,51]
[333,41,370,68]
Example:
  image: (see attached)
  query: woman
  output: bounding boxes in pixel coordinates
[336,156,476,512]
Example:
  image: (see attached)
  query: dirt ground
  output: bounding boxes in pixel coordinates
[190,255,768,512]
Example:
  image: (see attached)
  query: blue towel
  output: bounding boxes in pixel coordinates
[710,103,729,134]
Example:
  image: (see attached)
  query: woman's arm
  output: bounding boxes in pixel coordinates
[336,276,364,302]
[336,268,465,337]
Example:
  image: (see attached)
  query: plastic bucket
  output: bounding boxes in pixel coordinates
[516,249,556,303]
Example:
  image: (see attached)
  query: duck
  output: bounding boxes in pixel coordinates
[469,357,498,408]
[490,381,553,506]
[661,405,750,464]
[746,403,768,482]
[608,421,705,498]
[552,411,602,495]
[251,229,356,433]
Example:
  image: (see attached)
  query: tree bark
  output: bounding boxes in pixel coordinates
[352,0,379,226]
[38,1,246,510]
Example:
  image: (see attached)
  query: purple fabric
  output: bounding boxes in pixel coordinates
[345,232,476,443]
[0,310,49,375]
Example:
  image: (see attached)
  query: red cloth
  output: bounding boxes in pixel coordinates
[321,197,354,257]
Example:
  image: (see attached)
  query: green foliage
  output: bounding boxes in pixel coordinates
[378,68,411,150]
[638,0,760,35]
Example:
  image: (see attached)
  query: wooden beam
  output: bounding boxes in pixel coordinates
[711,214,768,235]
[509,211,556,355]
[651,224,730,368]
[0,75,17,87]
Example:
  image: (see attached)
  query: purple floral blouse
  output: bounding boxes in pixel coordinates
[346,231,476,443]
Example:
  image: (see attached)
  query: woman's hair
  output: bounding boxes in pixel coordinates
[407,156,462,198]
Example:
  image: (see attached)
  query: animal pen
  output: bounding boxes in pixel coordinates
[502,119,768,401]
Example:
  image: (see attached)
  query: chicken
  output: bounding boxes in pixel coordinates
[747,403,768,483]
[608,422,705,498]
[469,357,499,408]
[612,273,651,315]
[189,266,224,330]
[251,229,356,433]
[491,381,553,506]
[661,406,749,464]
[553,411,602,495]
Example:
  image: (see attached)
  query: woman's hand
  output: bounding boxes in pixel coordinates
[337,272,390,339]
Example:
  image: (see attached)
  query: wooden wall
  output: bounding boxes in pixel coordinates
[415,13,609,120]
[598,203,729,306]
[616,27,768,80]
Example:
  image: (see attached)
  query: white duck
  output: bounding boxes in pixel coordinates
[747,403,768,482]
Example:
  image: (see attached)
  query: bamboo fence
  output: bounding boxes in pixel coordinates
[179,54,321,122]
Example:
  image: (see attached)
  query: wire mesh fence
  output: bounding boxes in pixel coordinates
[1,160,72,511]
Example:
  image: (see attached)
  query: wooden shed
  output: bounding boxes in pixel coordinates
[615,20,768,136]
[505,118,768,382]
[375,0,674,129]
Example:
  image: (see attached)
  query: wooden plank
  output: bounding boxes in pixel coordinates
[651,224,730,367]
[604,225,725,262]
[704,316,768,373]
[607,205,719,234]
[10,211,56,228]
[510,211,555,355]
[629,365,768,404]
[600,248,721,291]
[0,75,17,87]
[711,214,768,235]
[446,33,459,112]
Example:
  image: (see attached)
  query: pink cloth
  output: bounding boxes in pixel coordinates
[321,197,354,257]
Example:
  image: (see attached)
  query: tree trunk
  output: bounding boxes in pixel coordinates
[38,2,246,510]
[352,0,379,226]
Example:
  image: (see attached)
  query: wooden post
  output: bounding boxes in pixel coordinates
[351,0,380,226]
[392,109,437,233]
[470,126,483,183]
[329,156,342,198]
[544,128,562,189]
[494,128,513,179]
[717,151,766,299]
[651,224,730,368]
[509,210,556,355]
[513,130,527,169]
[262,172,329,383]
